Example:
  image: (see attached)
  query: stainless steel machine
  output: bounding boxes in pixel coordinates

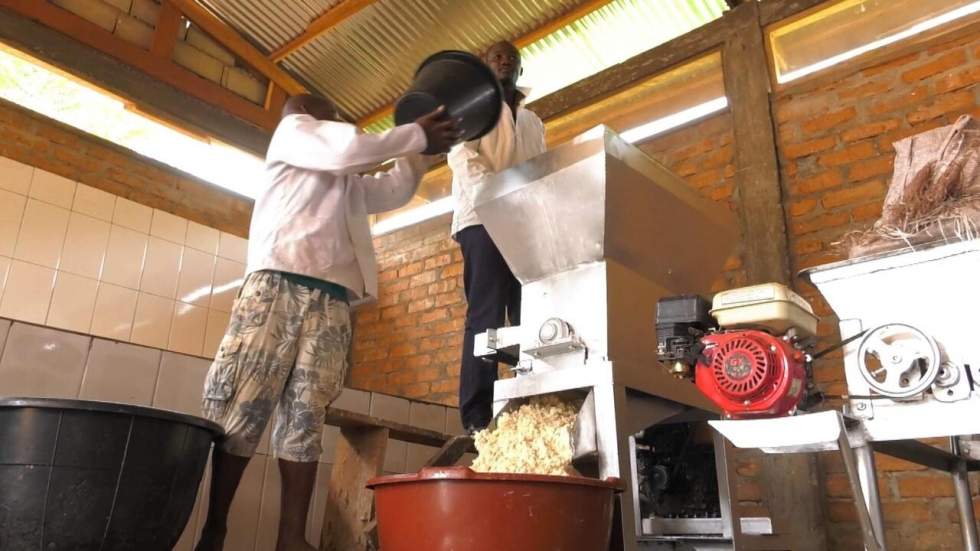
[712,239,980,550]
[470,127,787,550]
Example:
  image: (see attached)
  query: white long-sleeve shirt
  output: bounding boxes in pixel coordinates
[247,114,432,299]
[448,102,546,236]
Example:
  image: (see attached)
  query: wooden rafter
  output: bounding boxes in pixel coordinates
[270,0,377,62]
[354,0,614,127]
[150,0,182,58]
[168,0,306,95]
[0,0,278,130]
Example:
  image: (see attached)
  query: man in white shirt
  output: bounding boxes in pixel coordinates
[448,41,547,433]
[196,94,459,551]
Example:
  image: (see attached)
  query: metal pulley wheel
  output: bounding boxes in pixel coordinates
[856,323,941,399]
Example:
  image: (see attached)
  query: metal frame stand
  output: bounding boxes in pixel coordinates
[711,411,980,551]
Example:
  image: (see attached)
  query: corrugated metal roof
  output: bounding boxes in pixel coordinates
[196,0,728,123]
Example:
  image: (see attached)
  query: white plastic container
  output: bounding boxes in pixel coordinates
[710,283,818,337]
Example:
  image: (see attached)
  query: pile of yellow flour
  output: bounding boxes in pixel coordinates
[471,395,579,476]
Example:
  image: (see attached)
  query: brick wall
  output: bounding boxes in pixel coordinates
[775,32,980,550]
[49,0,268,104]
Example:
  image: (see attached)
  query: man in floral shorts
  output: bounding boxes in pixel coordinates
[195,94,459,551]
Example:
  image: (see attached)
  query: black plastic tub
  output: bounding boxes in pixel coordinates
[0,397,222,551]
[394,50,503,153]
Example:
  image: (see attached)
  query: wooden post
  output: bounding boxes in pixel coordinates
[722,2,791,286]
[721,5,826,550]
[320,426,389,551]
[150,0,181,59]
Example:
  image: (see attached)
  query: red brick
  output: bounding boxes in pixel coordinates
[378,269,398,283]
[821,181,886,209]
[782,136,836,160]
[880,120,947,151]
[672,158,698,177]
[842,120,900,143]
[818,142,875,167]
[882,501,933,522]
[901,50,967,82]
[709,182,735,201]
[410,271,438,288]
[434,292,461,307]
[795,171,843,195]
[869,85,928,115]
[789,198,817,217]
[837,79,893,101]
[852,201,883,222]
[861,52,921,77]
[897,474,955,497]
[849,157,895,181]
[407,297,435,313]
[907,90,976,124]
[775,94,829,124]
[441,264,464,279]
[935,65,980,94]
[792,237,823,255]
[686,168,721,189]
[405,355,433,369]
[874,452,929,472]
[419,309,449,325]
[802,107,857,135]
[827,501,857,522]
[702,145,734,168]
[790,211,850,236]
[398,262,423,278]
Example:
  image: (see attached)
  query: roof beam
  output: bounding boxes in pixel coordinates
[354,0,614,127]
[150,0,181,59]
[270,0,377,62]
[0,0,279,132]
[168,0,306,95]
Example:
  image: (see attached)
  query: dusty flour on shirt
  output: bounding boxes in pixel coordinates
[471,395,579,476]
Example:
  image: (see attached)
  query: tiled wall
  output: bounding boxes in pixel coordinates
[0,318,465,551]
[0,151,469,549]
[0,154,246,360]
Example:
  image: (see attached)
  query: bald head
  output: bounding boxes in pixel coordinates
[282,94,340,121]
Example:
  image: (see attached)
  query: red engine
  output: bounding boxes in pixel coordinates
[695,331,807,419]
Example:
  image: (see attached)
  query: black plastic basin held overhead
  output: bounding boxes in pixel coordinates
[0,397,222,551]
[394,50,504,154]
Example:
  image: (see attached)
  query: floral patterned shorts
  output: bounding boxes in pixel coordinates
[202,271,351,462]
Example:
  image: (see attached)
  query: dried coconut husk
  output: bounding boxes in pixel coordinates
[838,115,980,258]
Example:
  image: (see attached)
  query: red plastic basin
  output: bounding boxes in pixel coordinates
[367,466,620,551]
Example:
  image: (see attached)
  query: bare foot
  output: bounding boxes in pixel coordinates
[194,526,226,551]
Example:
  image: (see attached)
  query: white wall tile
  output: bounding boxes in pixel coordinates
[0,156,33,195]
[177,248,215,307]
[79,339,162,405]
[72,184,115,221]
[170,302,207,356]
[140,237,181,298]
[0,256,9,294]
[186,221,219,255]
[306,462,332,544]
[101,225,147,289]
[90,282,138,341]
[151,209,188,244]
[384,440,407,473]
[203,308,230,358]
[29,169,76,209]
[332,388,371,414]
[60,212,110,279]
[211,258,245,312]
[47,272,98,333]
[113,197,153,233]
[0,189,26,258]
[370,393,410,424]
[0,260,56,324]
[131,292,174,349]
[153,352,210,416]
[0,322,90,398]
[13,199,69,269]
[218,232,248,263]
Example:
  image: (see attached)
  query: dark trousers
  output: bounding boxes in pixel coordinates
[456,225,521,431]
